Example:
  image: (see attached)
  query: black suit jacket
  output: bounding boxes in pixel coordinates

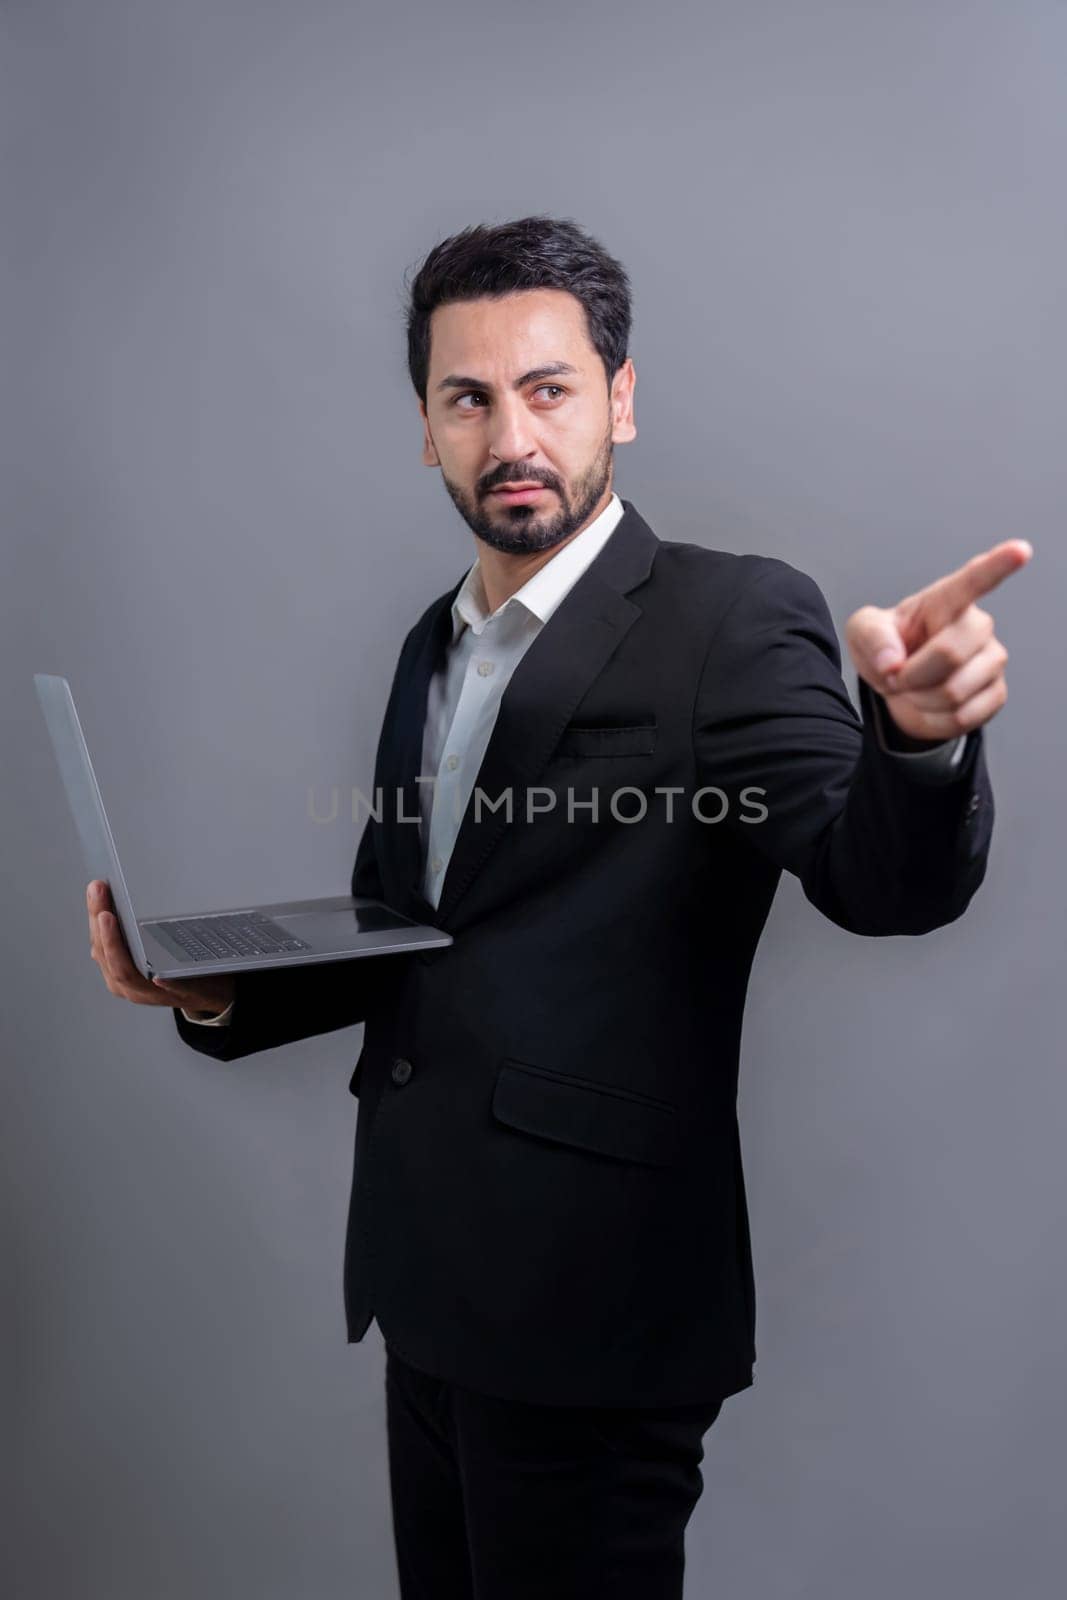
[174,499,994,1407]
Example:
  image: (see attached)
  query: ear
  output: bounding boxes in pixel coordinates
[610,358,637,445]
[419,400,440,467]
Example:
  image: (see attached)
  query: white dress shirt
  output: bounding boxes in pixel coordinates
[417,491,628,910]
[184,494,964,1026]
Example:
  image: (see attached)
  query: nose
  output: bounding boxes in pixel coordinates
[486,395,537,470]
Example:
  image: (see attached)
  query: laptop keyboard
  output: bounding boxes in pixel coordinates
[154,912,312,962]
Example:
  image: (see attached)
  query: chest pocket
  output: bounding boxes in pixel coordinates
[553,721,657,758]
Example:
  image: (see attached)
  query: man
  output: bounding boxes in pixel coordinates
[87,215,1028,1599]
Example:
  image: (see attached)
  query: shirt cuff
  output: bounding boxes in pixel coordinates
[180,1001,235,1026]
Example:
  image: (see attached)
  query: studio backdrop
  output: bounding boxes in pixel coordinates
[4,2,1064,1597]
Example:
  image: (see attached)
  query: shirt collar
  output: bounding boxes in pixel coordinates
[449,491,625,642]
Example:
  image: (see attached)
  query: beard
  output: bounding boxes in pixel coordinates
[438,427,615,556]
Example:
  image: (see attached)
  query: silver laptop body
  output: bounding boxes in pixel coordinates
[34,673,452,980]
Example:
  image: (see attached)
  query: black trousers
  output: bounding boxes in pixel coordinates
[384,1343,724,1600]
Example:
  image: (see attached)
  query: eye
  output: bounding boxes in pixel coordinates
[452,384,568,410]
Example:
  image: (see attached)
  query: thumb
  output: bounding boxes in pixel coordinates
[850,607,907,686]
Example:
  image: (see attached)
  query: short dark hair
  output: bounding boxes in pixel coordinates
[403,214,632,405]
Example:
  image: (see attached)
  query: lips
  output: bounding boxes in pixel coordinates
[491,484,548,501]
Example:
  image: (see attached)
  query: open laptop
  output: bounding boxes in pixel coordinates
[34,673,453,981]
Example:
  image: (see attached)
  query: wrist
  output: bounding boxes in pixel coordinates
[872,687,950,752]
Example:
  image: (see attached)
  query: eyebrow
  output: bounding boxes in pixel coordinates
[435,361,580,394]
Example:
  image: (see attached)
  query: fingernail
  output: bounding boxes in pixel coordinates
[875,648,902,674]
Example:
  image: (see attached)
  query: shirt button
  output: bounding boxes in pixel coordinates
[445,754,459,770]
[390,1057,413,1086]
[477,660,494,677]
[431,856,443,873]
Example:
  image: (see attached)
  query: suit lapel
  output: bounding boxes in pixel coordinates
[381,498,660,930]
[381,584,458,922]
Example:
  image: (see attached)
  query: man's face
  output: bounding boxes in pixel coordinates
[419,288,636,556]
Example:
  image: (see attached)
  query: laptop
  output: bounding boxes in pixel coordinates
[34,673,453,981]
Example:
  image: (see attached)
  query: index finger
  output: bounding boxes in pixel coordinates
[917,540,1033,629]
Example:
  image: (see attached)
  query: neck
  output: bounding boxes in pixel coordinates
[476,486,614,615]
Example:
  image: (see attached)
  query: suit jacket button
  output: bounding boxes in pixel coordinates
[390,1057,413,1086]
[965,794,981,818]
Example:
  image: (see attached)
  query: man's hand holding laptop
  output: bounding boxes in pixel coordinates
[86,879,235,1019]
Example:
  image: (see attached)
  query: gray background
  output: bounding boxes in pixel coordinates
[4,1,1065,1595]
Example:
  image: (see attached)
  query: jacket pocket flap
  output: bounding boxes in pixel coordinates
[554,722,657,758]
[491,1059,678,1167]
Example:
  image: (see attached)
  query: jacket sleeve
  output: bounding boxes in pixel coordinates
[691,557,995,936]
